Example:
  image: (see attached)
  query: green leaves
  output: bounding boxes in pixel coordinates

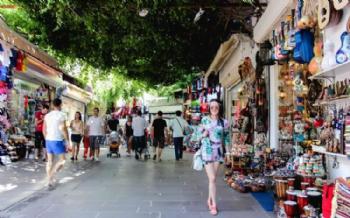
[0,0,254,103]
[4,0,233,85]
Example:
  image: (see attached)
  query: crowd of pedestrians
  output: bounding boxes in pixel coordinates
[36,103,223,166]
[35,99,228,216]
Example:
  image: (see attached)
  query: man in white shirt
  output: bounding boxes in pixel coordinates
[86,108,105,161]
[169,110,189,161]
[43,98,70,189]
[132,110,147,160]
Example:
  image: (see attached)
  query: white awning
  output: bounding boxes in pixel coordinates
[0,19,58,68]
[13,67,63,88]
[62,82,92,104]
[205,34,240,78]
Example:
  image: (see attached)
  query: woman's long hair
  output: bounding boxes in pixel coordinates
[75,111,82,121]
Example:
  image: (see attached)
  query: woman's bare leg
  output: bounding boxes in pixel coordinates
[205,163,216,206]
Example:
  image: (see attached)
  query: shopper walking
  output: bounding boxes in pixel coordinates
[70,112,83,161]
[107,114,119,132]
[131,110,147,160]
[42,98,70,189]
[86,108,105,161]
[169,110,189,161]
[34,104,49,161]
[200,99,230,216]
[151,111,167,162]
[125,116,133,156]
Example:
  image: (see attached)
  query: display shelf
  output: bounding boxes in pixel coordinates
[312,145,348,158]
[313,96,350,106]
[309,62,350,80]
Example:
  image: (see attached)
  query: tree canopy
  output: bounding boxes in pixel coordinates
[0,0,262,104]
[2,0,260,85]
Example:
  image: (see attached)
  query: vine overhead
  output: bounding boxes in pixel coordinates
[0,0,264,85]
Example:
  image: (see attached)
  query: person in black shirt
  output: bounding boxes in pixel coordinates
[151,111,167,162]
[125,116,133,156]
[107,115,119,132]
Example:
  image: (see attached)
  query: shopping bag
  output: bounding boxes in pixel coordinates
[192,149,203,171]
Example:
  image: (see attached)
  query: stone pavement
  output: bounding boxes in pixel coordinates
[0,147,274,218]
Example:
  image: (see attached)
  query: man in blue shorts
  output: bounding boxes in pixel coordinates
[43,98,70,189]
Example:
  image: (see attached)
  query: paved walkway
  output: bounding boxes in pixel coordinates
[0,147,273,218]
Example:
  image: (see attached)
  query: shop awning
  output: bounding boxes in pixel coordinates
[62,82,93,104]
[0,19,58,68]
[13,55,63,88]
[205,34,240,78]
[14,67,63,88]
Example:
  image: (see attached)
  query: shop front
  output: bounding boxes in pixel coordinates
[0,19,69,164]
[245,0,350,217]
[205,33,271,196]
[183,73,223,124]
[10,55,61,132]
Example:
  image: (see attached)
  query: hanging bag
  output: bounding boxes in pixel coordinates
[192,148,203,171]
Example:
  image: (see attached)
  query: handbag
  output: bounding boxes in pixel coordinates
[192,149,203,171]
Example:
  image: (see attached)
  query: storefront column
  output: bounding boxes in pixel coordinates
[269,65,279,149]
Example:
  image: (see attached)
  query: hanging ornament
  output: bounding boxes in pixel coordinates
[138,8,149,17]
[194,8,205,23]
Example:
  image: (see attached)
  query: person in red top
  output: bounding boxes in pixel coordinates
[35,104,49,161]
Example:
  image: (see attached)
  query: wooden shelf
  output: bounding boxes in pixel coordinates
[309,62,350,80]
[312,145,348,158]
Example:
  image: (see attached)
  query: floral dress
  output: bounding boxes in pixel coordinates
[200,116,230,163]
[188,125,202,149]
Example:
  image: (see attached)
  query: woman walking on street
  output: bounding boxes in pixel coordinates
[70,112,84,161]
[200,99,230,216]
[125,116,133,156]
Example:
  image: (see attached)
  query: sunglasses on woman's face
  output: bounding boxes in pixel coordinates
[210,105,219,109]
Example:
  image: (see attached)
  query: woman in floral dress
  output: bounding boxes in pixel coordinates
[200,99,230,216]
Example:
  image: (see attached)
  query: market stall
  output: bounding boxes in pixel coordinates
[201,33,271,194]
[249,0,350,217]
[0,19,65,165]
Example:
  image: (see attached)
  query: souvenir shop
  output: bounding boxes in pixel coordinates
[183,72,224,124]
[0,19,65,165]
[206,34,271,194]
[225,0,350,217]
[0,53,62,165]
[10,56,61,135]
